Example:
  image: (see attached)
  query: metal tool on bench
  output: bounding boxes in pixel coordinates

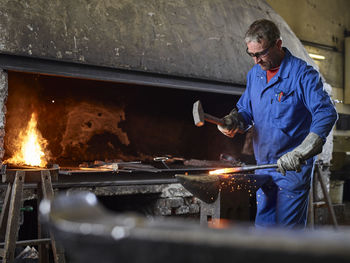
[193,100,224,127]
[153,156,170,169]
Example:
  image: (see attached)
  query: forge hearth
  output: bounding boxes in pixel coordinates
[0,67,258,234]
[0,54,257,241]
[0,68,257,231]
[3,71,248,168]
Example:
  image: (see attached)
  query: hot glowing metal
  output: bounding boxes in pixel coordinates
[209,164,278,175]
[209,168,241,175]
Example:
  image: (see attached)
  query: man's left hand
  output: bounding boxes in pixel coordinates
[277,150,303,176]
[276,132,323,176]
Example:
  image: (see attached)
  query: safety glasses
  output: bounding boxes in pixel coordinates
[246,42,275,59]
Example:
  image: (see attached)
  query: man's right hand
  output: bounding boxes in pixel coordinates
[217,109,240,138]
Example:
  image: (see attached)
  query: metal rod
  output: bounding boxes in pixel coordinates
[52,179,180,188]
[307,172,315,229]
[237,164,278,172]
[315,163,338,229]
[114,161,142,165]
[161,167,225,172]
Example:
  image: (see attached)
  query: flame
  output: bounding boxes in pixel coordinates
[209,167,241,175]
[6,113,49,167]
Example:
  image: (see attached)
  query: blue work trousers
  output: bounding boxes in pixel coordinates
[255,183,310,228]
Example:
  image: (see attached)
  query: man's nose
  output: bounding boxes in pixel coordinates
[253,56,261,64]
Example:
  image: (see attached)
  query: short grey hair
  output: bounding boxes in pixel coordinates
[245,19,281,45]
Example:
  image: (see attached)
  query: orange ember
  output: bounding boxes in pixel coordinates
[5,113,50,167]
[209,167,241,175]
[208,218,232,229]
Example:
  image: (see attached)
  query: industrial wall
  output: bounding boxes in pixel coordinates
[267,0,350,113]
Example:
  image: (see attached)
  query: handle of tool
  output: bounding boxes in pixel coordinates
[239,164,278,172]
[204,113,224,126]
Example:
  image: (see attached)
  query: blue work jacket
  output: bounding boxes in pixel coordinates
[237,48,337,191]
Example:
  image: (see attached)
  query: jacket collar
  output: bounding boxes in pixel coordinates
[278,47,291,79]
[255,47,291,79]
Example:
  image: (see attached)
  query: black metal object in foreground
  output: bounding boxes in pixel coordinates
[41,192,350,263]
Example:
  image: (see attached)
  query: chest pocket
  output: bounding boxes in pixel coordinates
[271,90,298,129]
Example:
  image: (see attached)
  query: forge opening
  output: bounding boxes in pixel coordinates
[4,71,250,167]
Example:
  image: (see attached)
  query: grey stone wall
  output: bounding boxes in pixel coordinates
[0,70,7,160]
[0,0,316,85]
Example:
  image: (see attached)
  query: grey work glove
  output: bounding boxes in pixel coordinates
[277,132,323,175]
[217,109,245,138]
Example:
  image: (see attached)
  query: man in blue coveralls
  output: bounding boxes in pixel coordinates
[218,19,338,228]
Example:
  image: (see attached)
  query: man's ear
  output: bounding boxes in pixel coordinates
[276,39,282,49]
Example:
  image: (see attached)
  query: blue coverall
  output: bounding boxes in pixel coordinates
[236,48,338,228]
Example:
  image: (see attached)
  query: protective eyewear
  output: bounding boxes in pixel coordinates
[246,43,274,58]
